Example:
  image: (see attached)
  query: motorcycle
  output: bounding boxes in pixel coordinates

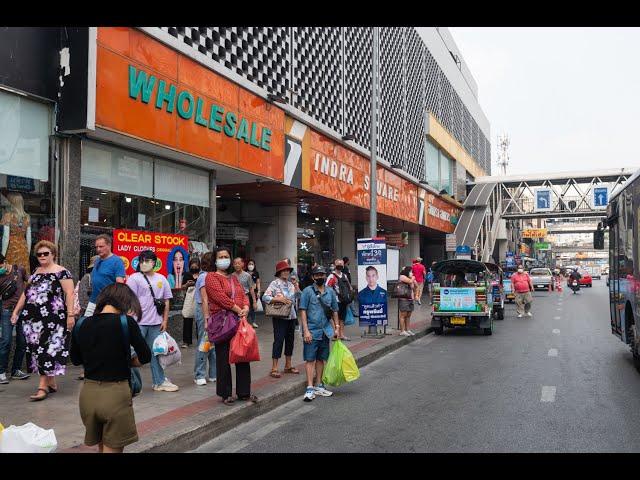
[569,278,580,294]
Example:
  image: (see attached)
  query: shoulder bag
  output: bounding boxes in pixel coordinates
[206,274,240,344]
[265,280,293,318]
[392,281,413,299]
[181,286,196,318]
[142,274,167,316]
[0,266,19,301]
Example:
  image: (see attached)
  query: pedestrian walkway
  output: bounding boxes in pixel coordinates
[0,298,433,453]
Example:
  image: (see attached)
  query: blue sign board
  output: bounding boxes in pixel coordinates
[593,187,608,208]
[455,245,471,255]
[7,176,35,193]
[505,251,516,268]
[357,238,388,327]
[535,189,552,211]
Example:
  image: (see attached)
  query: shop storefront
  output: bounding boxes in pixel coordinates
[0,88,56,274]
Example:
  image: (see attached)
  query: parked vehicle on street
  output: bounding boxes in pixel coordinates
[590,267,602,280]
[529,268,554,291]
[430,259,494,336]
[503,267,517,303]
[484,262,505,320]
[578,268,592,287]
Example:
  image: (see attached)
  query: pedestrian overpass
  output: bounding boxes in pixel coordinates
[454,168,635,262]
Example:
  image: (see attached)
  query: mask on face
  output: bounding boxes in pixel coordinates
[0,268,7,275]
[335,265,343,271]
[216,258,231,270]
[248,265,255,271]
[190,267,200,274]
[314,278,326,286]
[517,269,524,273]
[140,261,154,273]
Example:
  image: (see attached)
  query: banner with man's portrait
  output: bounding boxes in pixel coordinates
[357,238,388,327]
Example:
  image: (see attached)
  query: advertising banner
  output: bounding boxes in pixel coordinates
[419,189,461,233]
[439,287,476,311]
[113,229,189,283]
[522,229,547,239]
[357,238,388,327]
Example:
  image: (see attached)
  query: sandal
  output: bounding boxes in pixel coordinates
[283,367,300,374]
[47,386,57,393]
[76,375,84,381]
[238,394,258,403]
[222,396,235,406]
[270,369,282,378]
[30,388,48,402]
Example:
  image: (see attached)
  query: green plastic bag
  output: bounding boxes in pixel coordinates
[322,340,360,386]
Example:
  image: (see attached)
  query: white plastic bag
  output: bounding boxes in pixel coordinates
[157,332,182,369]
[255,298,264,313]
[152,331,169,356]
[0,422,57,453]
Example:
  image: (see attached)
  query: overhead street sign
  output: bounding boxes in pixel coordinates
[535,188,553,212]
[593,186,608,209]
[522,229,548,238]
[446,234,457,252]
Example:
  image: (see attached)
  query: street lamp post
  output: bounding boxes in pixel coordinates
[369,26,378,239]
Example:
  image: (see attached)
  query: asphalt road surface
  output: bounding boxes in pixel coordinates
[193,280,640,453]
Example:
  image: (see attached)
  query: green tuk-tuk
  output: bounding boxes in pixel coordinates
[484,262,505,320]
[430,259,494,336]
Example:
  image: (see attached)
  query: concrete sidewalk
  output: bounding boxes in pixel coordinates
[0,298,434,453]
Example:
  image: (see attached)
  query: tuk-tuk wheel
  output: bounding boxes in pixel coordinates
[483,319,493,335]
[434,326,444,335]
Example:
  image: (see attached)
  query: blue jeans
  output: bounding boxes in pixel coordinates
[0,309,26,375]
[194,305,216,380]
[139,324,166,386]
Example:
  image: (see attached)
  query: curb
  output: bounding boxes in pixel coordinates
[131,325,435,453]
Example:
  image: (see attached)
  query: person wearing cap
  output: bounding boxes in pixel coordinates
[262,260,301,378]
[411,257,427,305]
[298,265,339,402]
[125,250,177,392]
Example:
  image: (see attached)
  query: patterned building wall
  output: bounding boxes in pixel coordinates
[158,27,490,178]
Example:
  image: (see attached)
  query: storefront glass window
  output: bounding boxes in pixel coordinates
[297,212,336,279]
[425,139,440,188]
[0,91,55,274]
[440,151,452,195]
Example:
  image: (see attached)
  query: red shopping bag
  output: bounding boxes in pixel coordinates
[229,317,260,363]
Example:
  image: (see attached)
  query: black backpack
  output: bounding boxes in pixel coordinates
[336,274,354,304]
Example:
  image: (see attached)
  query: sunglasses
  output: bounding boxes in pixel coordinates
[36,251,51,258]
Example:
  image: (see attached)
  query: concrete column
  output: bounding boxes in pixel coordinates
[209,171,217,249]
[424,242,445,266]
[336,219,356,283]
[277,205,298,267]
[58,136,82,280]
[406,231,421,266]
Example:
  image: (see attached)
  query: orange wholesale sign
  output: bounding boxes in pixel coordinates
[301,126,418,224]
[419,188,461,233]
[95,27,284,181]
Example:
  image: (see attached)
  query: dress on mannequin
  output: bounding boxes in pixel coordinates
[1,193,31,275]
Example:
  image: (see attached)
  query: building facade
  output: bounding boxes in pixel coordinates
[0,26,490,286]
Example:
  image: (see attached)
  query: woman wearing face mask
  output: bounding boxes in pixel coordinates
[246,260,260,328]
[205,247,256,406]
[126,250,177,392]
[180,259,201,348]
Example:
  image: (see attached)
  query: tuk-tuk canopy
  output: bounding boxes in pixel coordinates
[432,259,489,275]
[483,262,503,274]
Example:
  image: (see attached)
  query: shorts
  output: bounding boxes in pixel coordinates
[338,303,348,321]
[303,335,331,362]
[79,379,139,449]
[398,299,415,312]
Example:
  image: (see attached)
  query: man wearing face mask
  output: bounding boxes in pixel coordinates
[126,250,177,392]
[511,264,534,318]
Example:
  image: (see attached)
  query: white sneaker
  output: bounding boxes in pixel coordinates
[400,330,411,337]
[194,378,207,386]
[517,314,523,318]
[407,330,416,336]
[0,373,8,384]
[303,387,316,402]
[154,379,179,392]
[208,378,217,383]
[252,323,259,328]
[314,384,333,397]
[526,312,533,317]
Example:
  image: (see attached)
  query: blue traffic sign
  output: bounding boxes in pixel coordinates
[593,187,608,207]
[536,189,552,211]
[456,245,471,255]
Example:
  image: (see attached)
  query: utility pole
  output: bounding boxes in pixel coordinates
[369,26,379,239]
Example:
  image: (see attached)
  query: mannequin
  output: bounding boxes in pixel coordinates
[1,192,31,274]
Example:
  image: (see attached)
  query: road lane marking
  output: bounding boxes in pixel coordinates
[553,316,561,320]
[541,386,556,402]
[552,329,560,334]
[548,348,558,357]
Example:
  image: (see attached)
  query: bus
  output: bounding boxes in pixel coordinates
[605,169,640,370]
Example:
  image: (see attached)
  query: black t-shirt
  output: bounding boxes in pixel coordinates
[250,270,260,290]
[70,313,151,382]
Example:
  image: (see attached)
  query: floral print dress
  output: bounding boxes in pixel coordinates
[21,269,72,376]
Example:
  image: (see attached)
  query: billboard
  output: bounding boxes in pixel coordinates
[357,238,388,327]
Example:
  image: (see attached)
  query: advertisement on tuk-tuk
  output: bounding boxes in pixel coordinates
[440,288,476,311]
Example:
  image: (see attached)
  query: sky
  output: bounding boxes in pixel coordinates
[449,27,640,176]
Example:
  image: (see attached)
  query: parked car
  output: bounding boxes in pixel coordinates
[578,268,593,287]
[591,267,602,280]
[529,268,554,291]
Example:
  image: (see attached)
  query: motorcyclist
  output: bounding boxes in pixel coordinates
[568,268,582,293]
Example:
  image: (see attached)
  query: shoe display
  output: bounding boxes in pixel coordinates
[153,380,179,392]
[314,384,333,397]
[194,378,207,386]
[303,387,316,402]
[11,370,30,380]
[0,373,8,384]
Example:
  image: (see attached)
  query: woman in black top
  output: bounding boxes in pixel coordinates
[70,283,151,453]
[247,259,261,328]
[181,258,201,347]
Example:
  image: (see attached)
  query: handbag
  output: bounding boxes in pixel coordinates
[0,267,19,301]
[264,281,293,318]
[393,281,413,299]
[142,274,166,316]
[181,286,196,318]
[206,275,240,344]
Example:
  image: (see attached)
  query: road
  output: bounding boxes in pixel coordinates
[192,280,640,452]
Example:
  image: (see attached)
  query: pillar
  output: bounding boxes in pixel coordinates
[277,205,298,268]
[58,136,82,279]
[209,171,217,249]
[336,219,357,283]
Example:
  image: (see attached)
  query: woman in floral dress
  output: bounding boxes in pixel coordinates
[11,240,75,401]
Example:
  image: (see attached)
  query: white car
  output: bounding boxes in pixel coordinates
[529,268,554,291]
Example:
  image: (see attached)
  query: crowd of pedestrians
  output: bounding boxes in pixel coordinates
[0,234,435,452]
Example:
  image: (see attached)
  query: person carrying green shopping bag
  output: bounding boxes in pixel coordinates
[322,339,360,386]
